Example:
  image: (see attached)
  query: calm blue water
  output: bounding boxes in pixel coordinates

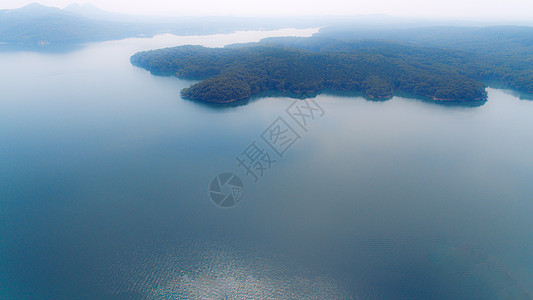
[1,30,532,299]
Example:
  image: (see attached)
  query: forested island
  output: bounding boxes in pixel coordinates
[130,26,533,103]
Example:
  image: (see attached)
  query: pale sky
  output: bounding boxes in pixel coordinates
[2,0,533,19]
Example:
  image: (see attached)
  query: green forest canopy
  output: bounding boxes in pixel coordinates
[131,26,533,103]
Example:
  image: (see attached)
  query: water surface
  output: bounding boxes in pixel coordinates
[0,29,532,299]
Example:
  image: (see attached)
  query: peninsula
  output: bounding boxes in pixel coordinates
[131,28,533,103]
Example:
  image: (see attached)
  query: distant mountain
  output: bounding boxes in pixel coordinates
[2,3,62,18]
[4,3,531,52]
[64,3,111,19]
[0,3,227,48]
[0,3,328,49]
[0,3,60,28]
[0,3,148,48]
[63,3,143,22]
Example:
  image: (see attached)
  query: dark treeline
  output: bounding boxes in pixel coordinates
[313,26,533,94]
[131,26,533,103]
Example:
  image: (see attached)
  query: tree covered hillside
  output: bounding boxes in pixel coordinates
[131,42,488,103]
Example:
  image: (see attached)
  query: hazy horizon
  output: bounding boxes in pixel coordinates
[2,0,533,20]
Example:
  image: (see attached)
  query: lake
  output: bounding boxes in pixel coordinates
[1,29,532,299]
